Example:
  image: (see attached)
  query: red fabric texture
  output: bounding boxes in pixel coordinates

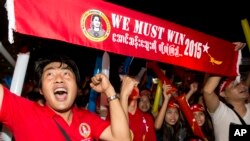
[128,109,157,141]
[190,103,205,113]
[167,99,179,109]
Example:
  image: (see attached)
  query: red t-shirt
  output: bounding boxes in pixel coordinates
[128,108,157,141]
[0,86,109,141]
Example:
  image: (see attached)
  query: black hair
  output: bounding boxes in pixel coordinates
[34,55,81,88]
[91,14,102,22]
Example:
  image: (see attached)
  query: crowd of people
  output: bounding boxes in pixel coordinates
[0,42,249,141]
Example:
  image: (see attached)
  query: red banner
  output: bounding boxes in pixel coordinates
[6,0,240,76]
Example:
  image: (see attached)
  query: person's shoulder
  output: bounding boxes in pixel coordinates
[1,84,19,98]
[0,84,8,92]
[87,28,95,33]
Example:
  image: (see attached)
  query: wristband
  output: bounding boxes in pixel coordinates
[107,95,119,102]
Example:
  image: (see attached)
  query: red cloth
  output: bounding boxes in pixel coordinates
[147,61,177,93]
[167,99,179,109]
[128,109,157,141]
[7,0,240,77]
[190,104,205,113]
[0,86,109,141]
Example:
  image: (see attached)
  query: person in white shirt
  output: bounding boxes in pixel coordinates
[202,41,250,141]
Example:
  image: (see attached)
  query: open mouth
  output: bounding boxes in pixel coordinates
[54,88,68,101]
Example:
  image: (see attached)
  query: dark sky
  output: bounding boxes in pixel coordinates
[106,0,250,42]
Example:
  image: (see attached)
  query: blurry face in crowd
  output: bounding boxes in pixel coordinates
[138,95,151,112]
[221,81,249,102]
[193,111,205,126]
[39,62,78,113]
[165,107,179,125]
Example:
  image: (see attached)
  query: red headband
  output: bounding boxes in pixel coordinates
[140,89,151,97]
[219,79,234,92]
[190,104,205,112]
[167,100,179,109]
[219,76,241,93]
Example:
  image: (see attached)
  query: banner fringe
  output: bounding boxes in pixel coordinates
[235,50,242,83]
[5,0,15,44]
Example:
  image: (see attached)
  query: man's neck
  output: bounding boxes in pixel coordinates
[232,101,247,117]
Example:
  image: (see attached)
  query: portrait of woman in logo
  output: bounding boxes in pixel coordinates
[87,14,106,38]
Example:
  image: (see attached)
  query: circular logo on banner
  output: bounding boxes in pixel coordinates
[80,9,111,42]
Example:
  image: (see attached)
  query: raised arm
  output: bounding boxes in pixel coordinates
[119,76,138,120]
[154,82,172,129]
[202,75,221,113]
[185,82,198,101]
[90,73,130,141]
[203,42,245,113]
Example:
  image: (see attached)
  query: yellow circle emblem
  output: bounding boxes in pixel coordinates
[80,9,111,42]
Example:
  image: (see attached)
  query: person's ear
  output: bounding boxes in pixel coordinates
[39,89,44,95]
